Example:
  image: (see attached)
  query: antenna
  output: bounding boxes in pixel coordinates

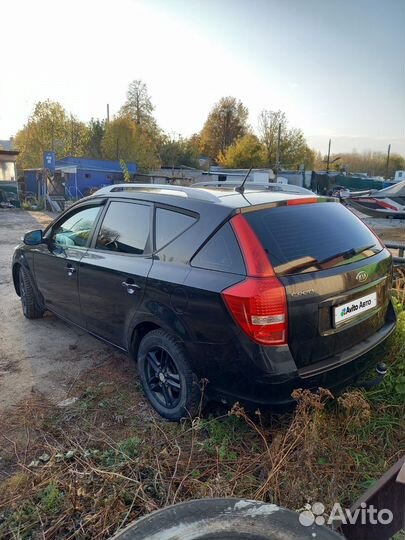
[235,167,253,194]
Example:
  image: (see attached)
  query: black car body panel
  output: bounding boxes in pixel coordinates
[12,185,396,409]
[282,250,393,369]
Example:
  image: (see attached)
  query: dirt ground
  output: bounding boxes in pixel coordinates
[0,209,128,415]
[0,208,403,416]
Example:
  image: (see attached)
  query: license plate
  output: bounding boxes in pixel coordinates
[334,292,377,326]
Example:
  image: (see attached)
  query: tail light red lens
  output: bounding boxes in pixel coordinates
[229,213,274,277]
[222,277,288,345]
[222,214,288,346]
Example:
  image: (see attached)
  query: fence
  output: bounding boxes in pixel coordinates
[385,242,405,266]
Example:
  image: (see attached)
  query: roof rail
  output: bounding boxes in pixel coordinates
[93,183,220,202]
[192,181,314,195]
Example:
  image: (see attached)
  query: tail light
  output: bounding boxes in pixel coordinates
[221,214,288,346]
[222,277,287,345]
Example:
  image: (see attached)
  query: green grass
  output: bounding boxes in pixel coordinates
[200,415,248,461]
[0,297,404,540]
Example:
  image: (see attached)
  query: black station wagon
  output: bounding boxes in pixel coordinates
[12,183,396,420]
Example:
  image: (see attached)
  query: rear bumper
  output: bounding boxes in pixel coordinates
[208,312,396,409]
[298,316,396,379]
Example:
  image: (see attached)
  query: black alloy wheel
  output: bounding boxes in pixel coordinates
[144,347,182,409]
[137,329,201,421]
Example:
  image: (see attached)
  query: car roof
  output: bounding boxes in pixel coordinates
[92,183,318,210]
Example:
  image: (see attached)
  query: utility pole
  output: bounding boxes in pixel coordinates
[275,123,281,179]
[326,139,331,173]
[385,143,391,179]
[116,138,119,160]
[107,104,110,123]
[71,114,74,155]
[51,121,55,152]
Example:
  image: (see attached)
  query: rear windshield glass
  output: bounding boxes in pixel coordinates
[245,202,382,276]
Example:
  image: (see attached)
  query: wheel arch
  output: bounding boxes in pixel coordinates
[13,257,45,309]
[129,321,162,360]
[129,313,193,361]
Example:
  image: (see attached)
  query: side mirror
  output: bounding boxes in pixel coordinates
[23,229,44,246]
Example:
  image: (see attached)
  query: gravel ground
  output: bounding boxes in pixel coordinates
[0,209,127,414]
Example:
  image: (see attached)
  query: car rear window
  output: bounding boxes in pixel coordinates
[155,208,196,250]
[191,222,246,275]
[245,202,382,276]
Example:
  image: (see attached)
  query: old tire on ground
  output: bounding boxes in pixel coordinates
[111,498,344,540]
[18,267,44,319]
[137,329,201,421]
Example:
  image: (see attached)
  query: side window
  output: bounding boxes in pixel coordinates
[52,206,101,248]
[155,208,196,250]
[96,201,151,254]
[191,222,246,275]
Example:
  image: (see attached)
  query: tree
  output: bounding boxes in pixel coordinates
[258,109,285,167]
[159,135,200,169]
[327,151,405,178]
[218,134,266,168]
[13,100,88,169]
[101,116,160,171]
[199,97,249,162]
[257,109,310,169]
[84,118,105,159]
[303,146,316,169]
[101,117,137,162]
[119,79,156,128]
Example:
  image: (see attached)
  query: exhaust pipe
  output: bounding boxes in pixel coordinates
[376,362,388,376]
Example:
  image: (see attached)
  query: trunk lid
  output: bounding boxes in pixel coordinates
[280,252,391,368]
[243,201,392,368]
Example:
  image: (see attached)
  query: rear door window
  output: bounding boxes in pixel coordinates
[155,208,196,250]
[95,201,151,254]
[245,202,382,276]
[191,222,246,275]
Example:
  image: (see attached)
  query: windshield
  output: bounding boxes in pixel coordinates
[245,202,382,276]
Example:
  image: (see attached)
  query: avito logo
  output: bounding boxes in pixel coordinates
[341,304,358,317]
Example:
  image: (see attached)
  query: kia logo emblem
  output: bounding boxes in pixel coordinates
[356,271,368,282]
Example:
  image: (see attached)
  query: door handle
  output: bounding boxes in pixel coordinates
[66,264,76,277]
[121,280,141,294]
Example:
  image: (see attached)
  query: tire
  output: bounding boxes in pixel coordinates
[111,498,345,540]
[137,329,201,421]
[18,267,44,319]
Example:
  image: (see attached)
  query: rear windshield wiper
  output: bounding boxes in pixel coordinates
[275,256,319,275]
[318,243,377,265]
[276,244,377,275]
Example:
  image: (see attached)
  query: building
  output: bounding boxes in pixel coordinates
[24,156,137,200]
[0,150,19,206]
[201,167,275,184]
[0,150,18,182]
[0,139,14,151]
[144,166,205,185]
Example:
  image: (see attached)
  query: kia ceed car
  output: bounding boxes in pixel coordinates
[12,183,396,420]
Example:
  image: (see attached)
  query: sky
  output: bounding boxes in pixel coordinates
[2,0,404,155]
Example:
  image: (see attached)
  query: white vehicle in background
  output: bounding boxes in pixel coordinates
[393,170,405,183]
